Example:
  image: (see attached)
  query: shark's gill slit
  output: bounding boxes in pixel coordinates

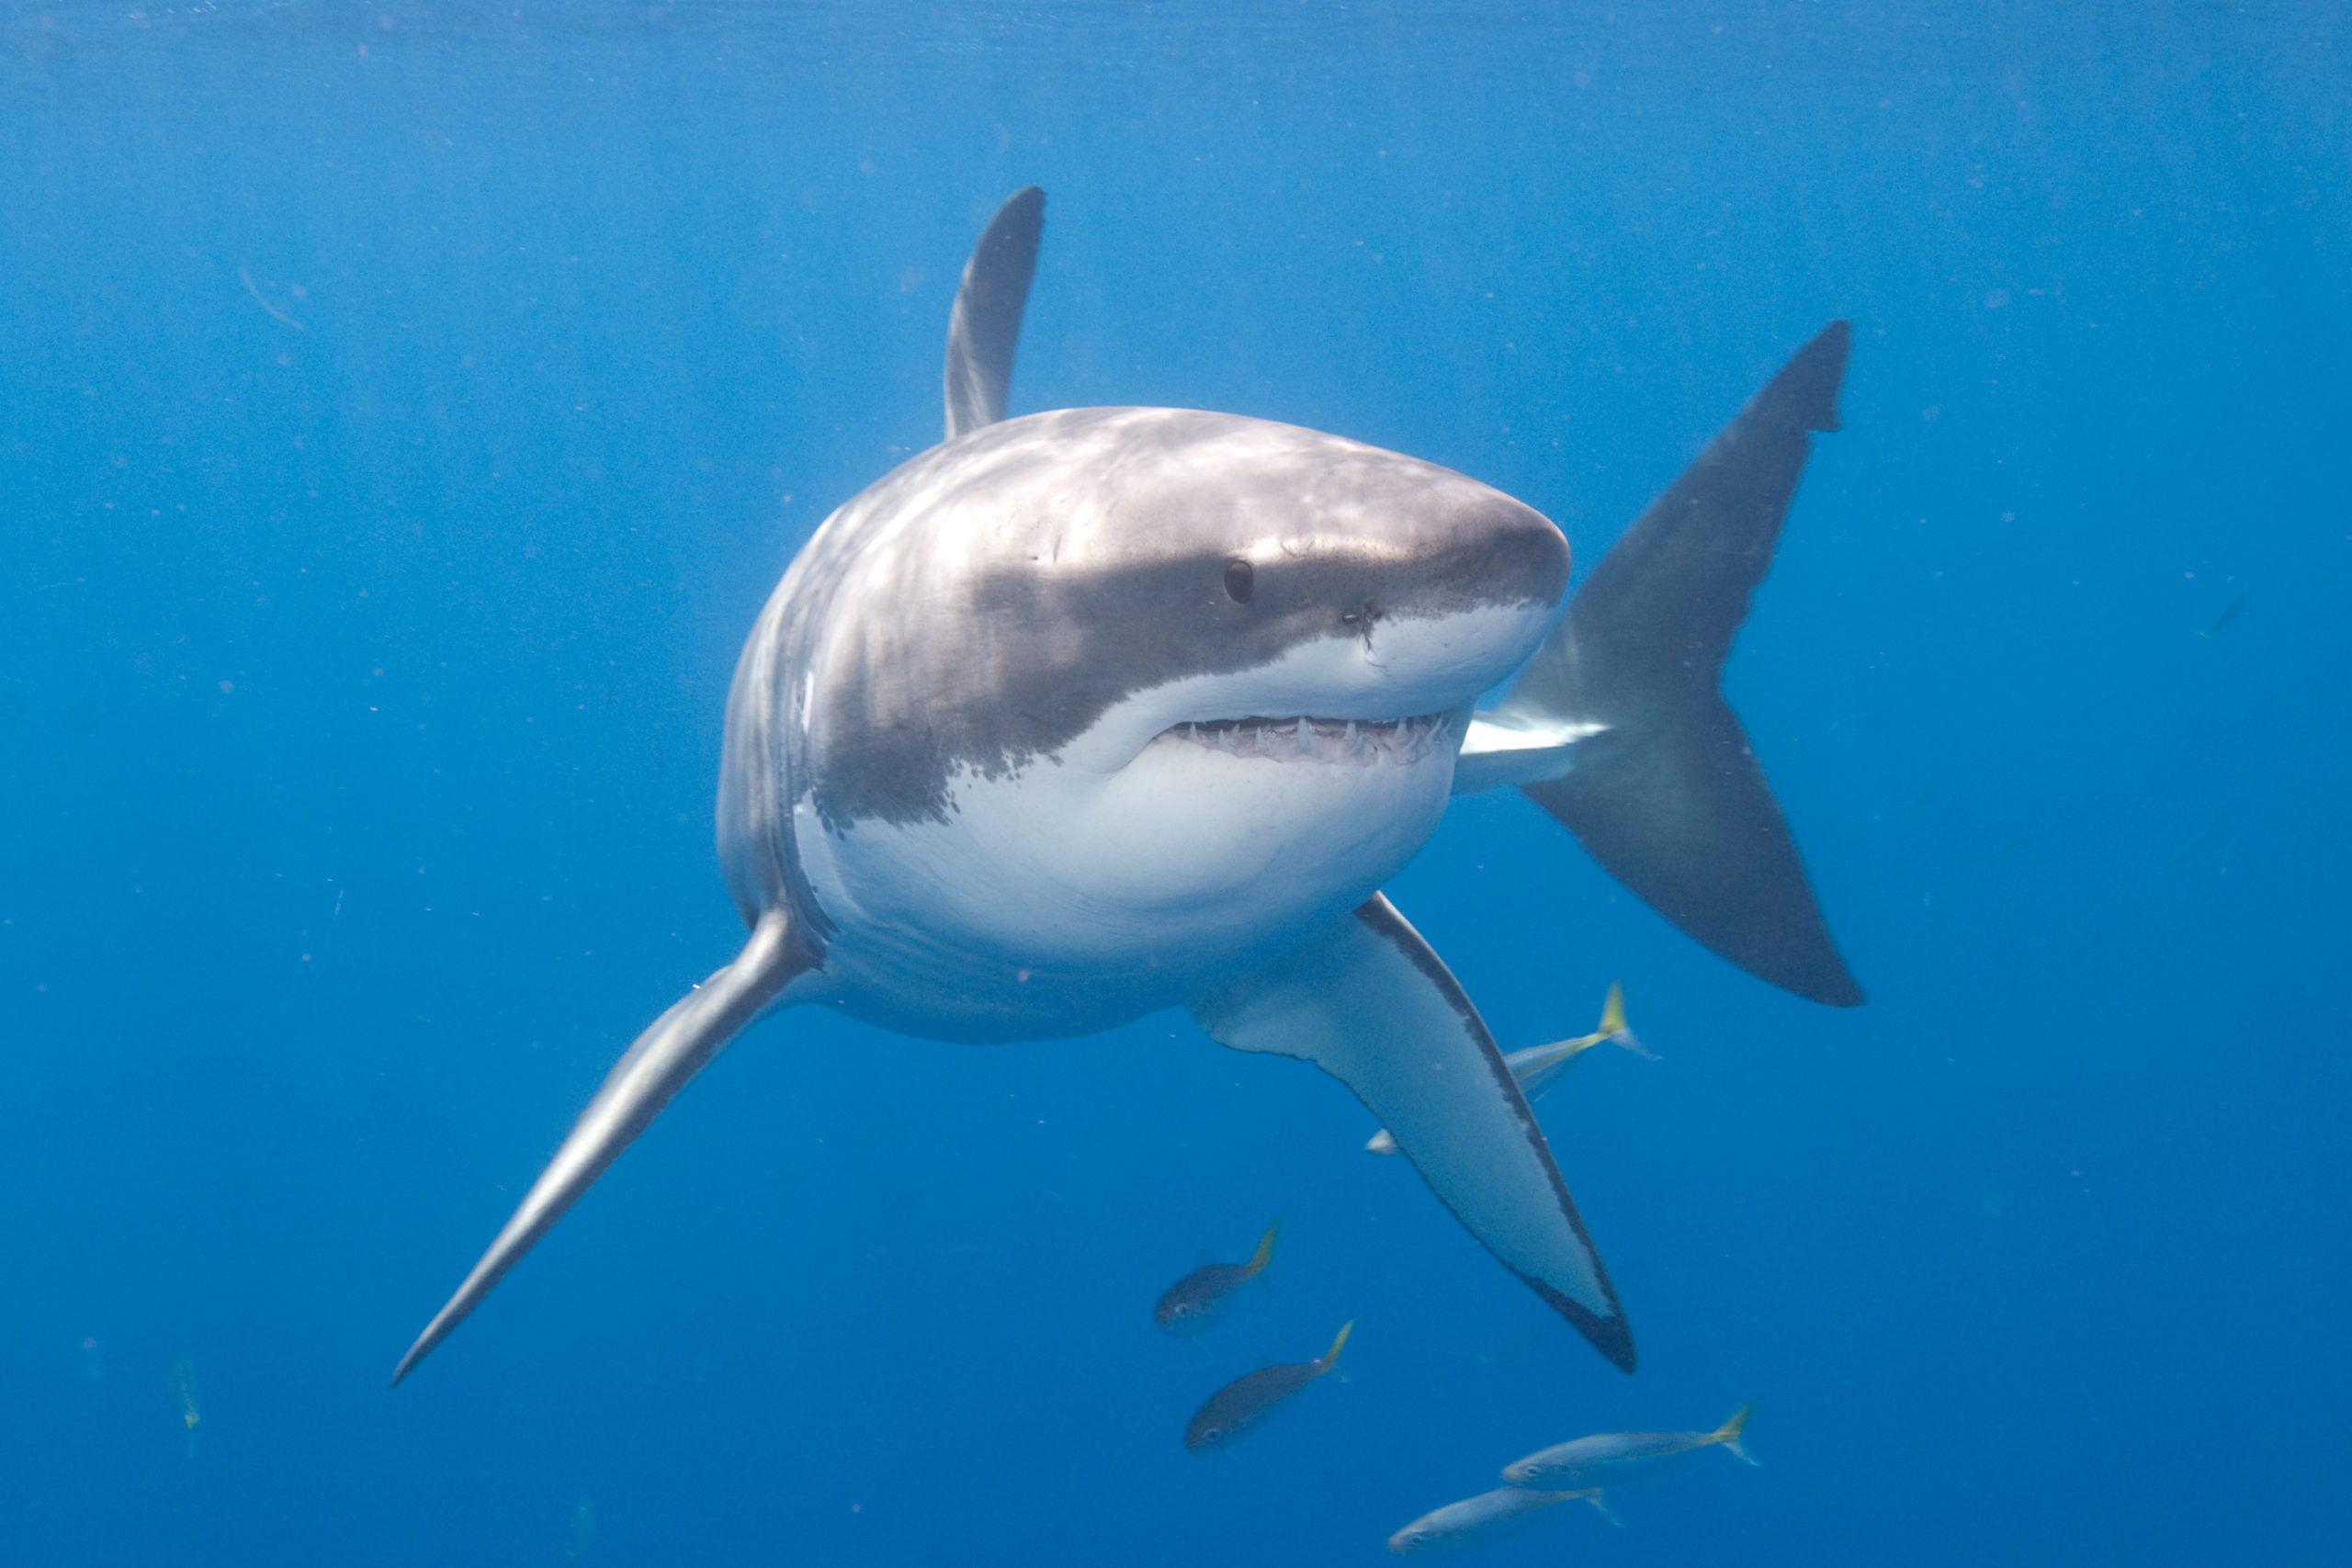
[1163,711,1452,766]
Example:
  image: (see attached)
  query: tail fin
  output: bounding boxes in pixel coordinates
[1594,981,1655,1059]
[1713,1402,1758,1465]
[1315,1319,1355,1376]
[1245,1217,1283,1279]
[1596,980,1627,1036]
[1496,322,1863,1008]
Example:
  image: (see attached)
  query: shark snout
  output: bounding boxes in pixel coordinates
[1388,488,1569,625]
[1331,488,1569,697]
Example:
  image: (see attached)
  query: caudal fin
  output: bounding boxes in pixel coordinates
[1315,1319,1355,1376]
[1595,980,1626,1036]
[1496,322,1863,1008]
[1595,982,1655,1059]
[1245,1217,1283,1279]
[1713,1402,1758,1465]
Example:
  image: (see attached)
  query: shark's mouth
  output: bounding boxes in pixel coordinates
[1159,711,1456,767]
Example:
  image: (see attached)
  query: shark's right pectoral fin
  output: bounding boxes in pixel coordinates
[390,908,814,1386]
[1192,894,1634,1373]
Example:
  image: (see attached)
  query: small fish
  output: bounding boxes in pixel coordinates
[168,1358,200,1457]
[1387,1485,1614,1555]
[168,1358,199,1431]
[1501,1403,1756,1489]
[1368,982,1649,1155]
[1155,1218,1280,1333]
[1183,1319,1351,1451]
[567,1498,595,1561]
[2199,587,2253,637]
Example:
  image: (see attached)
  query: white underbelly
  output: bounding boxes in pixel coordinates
[792,721,1460,1042]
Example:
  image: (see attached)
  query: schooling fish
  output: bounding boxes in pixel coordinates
[1366,982,1650,1156]
[1501,1403,1756,1490]
[1183,1320,1351,1451]
[1155,1218,1281,1334]
[1386,1485,1615,1556]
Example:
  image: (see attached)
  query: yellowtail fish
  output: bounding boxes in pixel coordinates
[168,1359,199,1429]
[1183,1319,1351,1450]
[168,1358,199,1456]
[1155,1218,1280,1334]
[567,1498,594,1561]
[1367,982,1649,1155]
[1387,1485,1614,1555]
[1501,1403,1756,1489]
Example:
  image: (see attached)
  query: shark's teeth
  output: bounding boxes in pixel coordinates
[1157,712,1453,767]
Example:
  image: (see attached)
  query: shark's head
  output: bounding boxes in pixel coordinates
[767,407,1566,1030]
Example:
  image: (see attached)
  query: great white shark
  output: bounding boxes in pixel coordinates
[392,187,1860,1385]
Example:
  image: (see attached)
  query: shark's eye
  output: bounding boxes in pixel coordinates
[1223,558,1255,604]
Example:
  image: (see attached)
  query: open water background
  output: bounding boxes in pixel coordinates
[2,3,2346,1562]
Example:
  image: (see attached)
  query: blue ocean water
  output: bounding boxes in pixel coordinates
[3,2,2346,1562]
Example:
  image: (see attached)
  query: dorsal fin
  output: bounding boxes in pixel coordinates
[943,186,1046,441]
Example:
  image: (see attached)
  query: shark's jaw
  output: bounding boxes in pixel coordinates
[1152,711,1457,768]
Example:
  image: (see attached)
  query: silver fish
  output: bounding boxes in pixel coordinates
[1502,1403,1756,1490]
[1387,1485,1613,1555]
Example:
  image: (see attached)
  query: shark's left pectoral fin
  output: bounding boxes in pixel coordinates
[1191,895,1634,1373]
[390,908,814,1386]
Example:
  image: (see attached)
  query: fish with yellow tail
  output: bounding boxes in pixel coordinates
[1367,982,1650,1156]
[1183,1320,1351,1451]
[1501,1402,1757,1490]
[1156,1219,1281,1334]
[1387,1485,1616,1555]
[167,1358,199,1457]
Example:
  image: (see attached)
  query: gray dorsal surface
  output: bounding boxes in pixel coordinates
[943,186,1045,440]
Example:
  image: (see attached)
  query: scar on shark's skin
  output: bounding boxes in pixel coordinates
[390,185,1862,1390]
